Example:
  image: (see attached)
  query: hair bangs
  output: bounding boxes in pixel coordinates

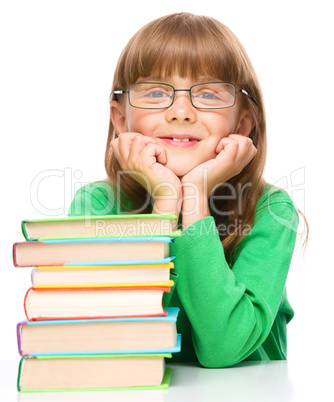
[144,35,239,84]
[115,13,245,90]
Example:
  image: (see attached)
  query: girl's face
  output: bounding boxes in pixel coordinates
[112,75,251,177]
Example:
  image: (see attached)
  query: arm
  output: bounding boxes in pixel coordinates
[68,181,122,217]
[171,190,298,368]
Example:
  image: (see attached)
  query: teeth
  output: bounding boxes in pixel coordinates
[172,138,190,142]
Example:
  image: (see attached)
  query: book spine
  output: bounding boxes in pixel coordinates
[16,322,27,356]
[23,288,33,320]
[12,243,18,267]
[13,242,46,268]
[21,221,29,241]
[17,357,22,391]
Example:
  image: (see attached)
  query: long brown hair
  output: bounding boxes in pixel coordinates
[105,13,267,264]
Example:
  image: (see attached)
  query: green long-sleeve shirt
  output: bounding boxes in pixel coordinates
[68,180,298,368]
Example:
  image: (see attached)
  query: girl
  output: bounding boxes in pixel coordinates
[69,12,302,368]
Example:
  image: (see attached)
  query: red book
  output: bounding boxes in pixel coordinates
[13,237,172,268]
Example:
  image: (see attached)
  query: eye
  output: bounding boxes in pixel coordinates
[196,91,220,100]
[193,86,222,101]
[130,83,173,107]
[146,90,170,98]
[137,84,172,99]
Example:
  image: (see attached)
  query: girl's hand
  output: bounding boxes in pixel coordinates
[110,132,181,199]
[181,134,257,196]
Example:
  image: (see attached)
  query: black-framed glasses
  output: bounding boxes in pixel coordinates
[113,82,251,110]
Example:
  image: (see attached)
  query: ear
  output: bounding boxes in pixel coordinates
[110,100,128,135]
[236,110,254,137]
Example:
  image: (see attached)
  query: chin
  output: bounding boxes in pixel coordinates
[166,161,194,177]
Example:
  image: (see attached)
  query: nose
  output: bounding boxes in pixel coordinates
[165,90,197,123]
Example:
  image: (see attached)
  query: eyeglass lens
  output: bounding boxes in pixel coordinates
[129,82,236,109]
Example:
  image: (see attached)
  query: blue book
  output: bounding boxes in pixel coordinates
[17,307,181,356]
[13,236,175,267]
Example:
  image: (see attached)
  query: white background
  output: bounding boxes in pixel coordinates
[0,0,333,385]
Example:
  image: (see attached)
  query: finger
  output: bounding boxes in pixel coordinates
[228,134,250,141]
[127,135,148,167]
[216,134,252,153]
[235,143,257,170]
[225,135,255,158]
[228,134,254,148]
[110,138,122,163]
[140,143,167,167]
[215,137,233,153]
[155,145,167,165]
[118,132,157,149]
[127,135,161,168]
[236,138,256,159]
[247,144,258,160]
[216,138,239,160]
[117,133,146,166]
[117,133,133,164]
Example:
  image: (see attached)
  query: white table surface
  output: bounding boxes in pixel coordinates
[0,358,332,402]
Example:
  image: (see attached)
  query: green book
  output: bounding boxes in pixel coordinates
[21,214,180,241]
[18,353,172,392]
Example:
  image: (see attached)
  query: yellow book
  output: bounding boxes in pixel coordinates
[31,263,174,288]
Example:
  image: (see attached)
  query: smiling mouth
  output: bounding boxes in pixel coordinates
[169,138,191,142]
[158,137,200,148]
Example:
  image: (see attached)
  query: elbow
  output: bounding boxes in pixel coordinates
[193,302,273,368]
[194,327,265,368]
[196,349,245,369]
[198,356,243,369]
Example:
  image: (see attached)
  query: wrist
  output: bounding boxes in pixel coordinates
[181,184,210,229]
[152,184,182,228]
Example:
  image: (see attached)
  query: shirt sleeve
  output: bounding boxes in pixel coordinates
[170,193,298,368]
[68,181,120,217]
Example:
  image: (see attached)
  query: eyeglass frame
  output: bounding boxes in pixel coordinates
[113,81,252,110]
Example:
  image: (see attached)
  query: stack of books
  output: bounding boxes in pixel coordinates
[13,214,181,392]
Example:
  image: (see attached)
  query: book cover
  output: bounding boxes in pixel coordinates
[17,354,172,392]
[17,308,180,356]
[13,237,174,267]
[30,262,175,288]
[24,286,171,321]
[21,214,179,241]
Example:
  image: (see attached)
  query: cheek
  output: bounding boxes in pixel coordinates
[204,111,237,133]
[125,109,138,132]
[204,120,235,146]
[219,112,238,131]
[126,108,162,136]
